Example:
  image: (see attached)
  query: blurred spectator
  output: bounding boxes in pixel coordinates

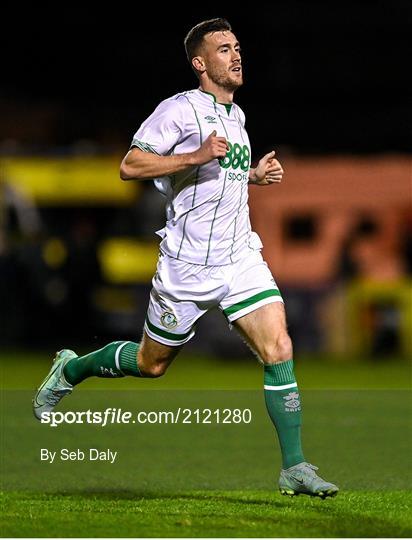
[336,217,377,281]
[0,177,45,344]
[61,214,102,340]
[335,214,408,357]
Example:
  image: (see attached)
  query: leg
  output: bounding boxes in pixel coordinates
[234,302,304,469]
[63,331,181,384]
[234,301,338,498]
[32,333,181,420]
[65,330,183,380]
[233,301,292,364]
[138,331,182,377]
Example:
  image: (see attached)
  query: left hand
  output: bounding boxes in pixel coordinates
[253,150,284,185]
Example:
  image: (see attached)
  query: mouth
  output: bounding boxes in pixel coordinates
[231,66,242,73]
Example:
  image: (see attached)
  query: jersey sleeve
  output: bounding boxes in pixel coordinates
[131,97,184,156]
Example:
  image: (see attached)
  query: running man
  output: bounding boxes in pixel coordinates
[33,18,338,499]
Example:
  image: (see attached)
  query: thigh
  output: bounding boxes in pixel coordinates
[145,252,227,346]
[233,302,288,358]
[220,251,283,324]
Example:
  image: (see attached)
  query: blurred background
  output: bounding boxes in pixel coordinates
[1,2,411,360]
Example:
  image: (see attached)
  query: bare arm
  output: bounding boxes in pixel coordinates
[120,148,196,180]
[120,130,229,181]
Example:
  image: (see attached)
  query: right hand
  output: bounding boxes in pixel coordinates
[191,130,229,165]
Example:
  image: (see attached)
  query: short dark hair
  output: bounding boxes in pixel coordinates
[184,18,232,62]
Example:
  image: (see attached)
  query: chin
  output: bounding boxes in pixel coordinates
[227,78,243,90]
[233,75,243,87]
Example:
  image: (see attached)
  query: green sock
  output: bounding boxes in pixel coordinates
[63,341,141,386]
[264,359,305,469]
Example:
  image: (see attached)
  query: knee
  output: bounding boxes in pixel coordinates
[261,332,293,364]
[277,333,293,361]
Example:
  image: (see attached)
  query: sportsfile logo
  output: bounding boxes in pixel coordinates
[39,407,253,427]
[283,391,301,412]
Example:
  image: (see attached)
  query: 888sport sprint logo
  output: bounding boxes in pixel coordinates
[219,142,250,181]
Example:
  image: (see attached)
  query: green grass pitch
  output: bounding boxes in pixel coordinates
[1,351,411,537]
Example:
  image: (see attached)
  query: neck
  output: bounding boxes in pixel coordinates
[199,82,234,104]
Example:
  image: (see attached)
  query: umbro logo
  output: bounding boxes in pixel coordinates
[283,391,301,412]
[204,115,217,124]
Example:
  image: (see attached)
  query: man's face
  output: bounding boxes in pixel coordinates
[199,30,243,90]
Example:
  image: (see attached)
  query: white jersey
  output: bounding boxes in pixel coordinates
[131,88,262,266]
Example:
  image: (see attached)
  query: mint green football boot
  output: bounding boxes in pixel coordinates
[279,462,339,499]
[32,349,77,420]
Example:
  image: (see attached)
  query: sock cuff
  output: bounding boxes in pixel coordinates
[264,359,295,385]
[118,342,140,376]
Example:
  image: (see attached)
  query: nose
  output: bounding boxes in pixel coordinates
[232,48,241,62]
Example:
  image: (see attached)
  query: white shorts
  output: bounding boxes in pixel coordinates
[144,250,283,346]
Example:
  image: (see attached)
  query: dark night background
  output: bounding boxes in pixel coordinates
[1,2,411,155]
[1,2,411,352]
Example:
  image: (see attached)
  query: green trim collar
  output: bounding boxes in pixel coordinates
[200,89,233,114]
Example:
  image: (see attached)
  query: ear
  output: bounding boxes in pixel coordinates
[192,56,206,74]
